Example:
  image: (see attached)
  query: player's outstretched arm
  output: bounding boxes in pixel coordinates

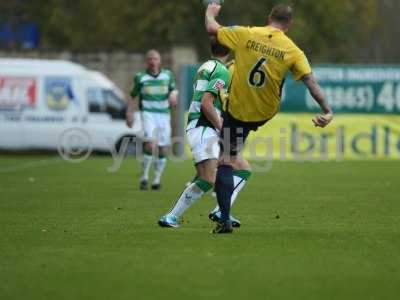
[201,92,222,131]
[302,73,333,128]
[205,4,222,35]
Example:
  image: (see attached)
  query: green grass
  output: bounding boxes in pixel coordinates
[0,155,399,300]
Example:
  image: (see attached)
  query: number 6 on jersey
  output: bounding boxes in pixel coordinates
[248,58,268,88]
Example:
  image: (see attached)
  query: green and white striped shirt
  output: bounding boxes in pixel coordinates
[187,59,230,129]
[130,69,176,114]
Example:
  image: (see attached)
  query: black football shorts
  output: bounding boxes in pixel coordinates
[220,111,268,156]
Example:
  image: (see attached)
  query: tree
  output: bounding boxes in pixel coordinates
[6,0,390,63]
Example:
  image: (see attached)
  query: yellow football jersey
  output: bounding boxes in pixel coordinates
[217,26,312,122]
[219,60,235,110]
[226,60,235,77]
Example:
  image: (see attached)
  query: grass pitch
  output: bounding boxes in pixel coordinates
[0,155,399,300]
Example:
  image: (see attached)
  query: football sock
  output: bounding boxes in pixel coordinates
[215,165,234,222]
[153,155,167,185]
[211,170,252,214]
[141,153,153,181]
[169,177,213,218]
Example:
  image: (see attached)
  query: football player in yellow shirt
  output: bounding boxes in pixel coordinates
[205,3,333,233]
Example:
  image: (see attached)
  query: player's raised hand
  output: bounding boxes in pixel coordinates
[205,1,223,34]
[312,113,333,128]
[206,3,222,18]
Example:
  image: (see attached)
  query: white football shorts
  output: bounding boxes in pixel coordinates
[142,111,171,147]
[186,121,220,164]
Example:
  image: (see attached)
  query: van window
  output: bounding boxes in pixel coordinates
[87,88,126,120]
[103,90,126,120]
[87,88,105,113]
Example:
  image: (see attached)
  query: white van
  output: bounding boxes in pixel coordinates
[0,58,142,152]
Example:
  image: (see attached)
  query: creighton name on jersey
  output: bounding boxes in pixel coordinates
[130,69,176,114]
[187,59,230,129]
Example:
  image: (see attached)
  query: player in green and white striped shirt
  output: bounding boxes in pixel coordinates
[159,38,233,228]
[126,49,178,190]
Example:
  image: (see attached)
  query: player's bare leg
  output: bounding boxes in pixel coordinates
[158,159,217,228]
[197,159,218,184]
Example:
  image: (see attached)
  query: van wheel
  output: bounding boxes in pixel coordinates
[115,135,141,156]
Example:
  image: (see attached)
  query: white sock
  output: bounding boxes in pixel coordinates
[169,178,213,218]
[212,170,251,214]
[153,157,167,185]
[141,154,153,181]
